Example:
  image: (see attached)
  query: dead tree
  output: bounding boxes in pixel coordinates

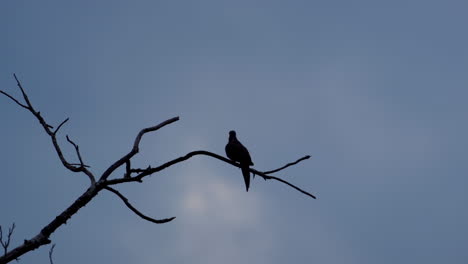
[0,74,315,264]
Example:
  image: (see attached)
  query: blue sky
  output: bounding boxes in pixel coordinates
[1,1,468,263]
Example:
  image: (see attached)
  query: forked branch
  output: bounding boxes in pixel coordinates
[66,135,94,184]
[0,223,16,256]
[98,117,179,182]
[0,74,95,183]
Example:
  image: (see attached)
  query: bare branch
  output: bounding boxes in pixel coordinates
[98,116,179,181]
[48,244,55,264]
[1,75,96,185]
[132,121,178,152]
[0,223,16,257]
[104,187,175,224]
[263,155,311,175]
[106,150,316,199]
[53,118,69,136]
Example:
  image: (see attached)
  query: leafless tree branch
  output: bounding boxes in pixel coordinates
[106,151,316,199]
[0,223,15,256]
[0,74,95,181]
[256,173,316,199]
[104,187,176,224]
[53,118,69,136]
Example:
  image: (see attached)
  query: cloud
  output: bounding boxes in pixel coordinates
[171,155,271,263]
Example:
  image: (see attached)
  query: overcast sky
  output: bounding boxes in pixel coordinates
[1,1,468,263]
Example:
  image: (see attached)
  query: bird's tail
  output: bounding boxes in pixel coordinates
[241,166,250,192]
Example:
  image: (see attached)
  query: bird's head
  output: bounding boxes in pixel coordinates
[229,130,237,139]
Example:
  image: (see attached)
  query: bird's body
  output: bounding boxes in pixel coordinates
[225,130,254,191]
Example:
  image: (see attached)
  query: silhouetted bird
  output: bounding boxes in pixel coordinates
[225,130,254,191]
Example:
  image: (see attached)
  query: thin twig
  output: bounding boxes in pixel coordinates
[104,187,175,224]
[48,244,55,264]
[263,155,311,174]
[66,135,84,166]
[256,173,316,199]
[0,91,29,110]
[66,135,95,184]
[54,118,69,135]
[124,160,131,178]
[0,223,15,256]
[13,74,33,109]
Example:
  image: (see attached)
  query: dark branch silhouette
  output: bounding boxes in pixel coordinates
[3,75,95,179]
[0,74,315,264]
[98,116,180,182]
[48,244,55,264]
[53,118,69,136]
[66,135,94,183]
[263,155,311,175]
[104,187,176,224]
[0,223,15,257]
[0,91,28,109]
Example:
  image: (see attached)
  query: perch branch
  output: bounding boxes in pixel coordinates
[106,151,316,199]
[104,187,175,224]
